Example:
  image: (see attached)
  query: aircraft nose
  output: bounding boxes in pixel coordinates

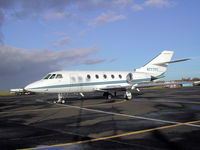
[24,80,44,93]
[24,81,39,92]
[24,83,33,92]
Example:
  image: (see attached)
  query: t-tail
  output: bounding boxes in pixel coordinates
[135,50,191,79]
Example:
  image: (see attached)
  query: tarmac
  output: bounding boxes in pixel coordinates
[0,86,200,150]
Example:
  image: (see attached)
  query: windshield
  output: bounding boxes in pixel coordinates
[56,74,63,79]
[49,74,56,79]
[43,74,51,79]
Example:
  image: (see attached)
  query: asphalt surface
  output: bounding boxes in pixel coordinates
[0,87,200,150]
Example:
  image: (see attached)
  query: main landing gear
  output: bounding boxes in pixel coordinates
[55,91,133,104]
[103,92,117,100]
[124,90,132,100]
[103,92,113,100]
[103,91,132,100]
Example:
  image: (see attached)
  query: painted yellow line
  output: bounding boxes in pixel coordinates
[135,100,200,105]
[0,100,126,114]
[20,120,200,150]
[163,100,200,104]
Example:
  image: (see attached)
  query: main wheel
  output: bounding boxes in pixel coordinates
[103,92,112,99]
[107,94,112,100]
[125,91,132,100]
[61,100,65,104]
[126,95,132,100]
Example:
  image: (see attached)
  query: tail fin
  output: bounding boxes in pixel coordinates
[135,51,174,77]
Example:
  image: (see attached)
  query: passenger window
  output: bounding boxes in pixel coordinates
[111,75,115,79]
[50,74,56,79]
[95,74,99,79]
[71,77,76,82]
[56,74,63,79]
[78,76,83,82]
[44,74,51,79]
[87,74,91,79]
[103,74,107,79]
[119,75,122,79]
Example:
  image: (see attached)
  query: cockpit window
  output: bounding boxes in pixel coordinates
[44,74,51,79]
[56,74,63,79]
[49,74,56,79]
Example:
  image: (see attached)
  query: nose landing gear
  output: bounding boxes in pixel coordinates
[54,93,65,104]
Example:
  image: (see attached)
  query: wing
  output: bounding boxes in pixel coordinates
[95,84,131,92]
[96,81,197,92]
[133,81,198,89]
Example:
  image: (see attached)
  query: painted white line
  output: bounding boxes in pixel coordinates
[60,104,200,128]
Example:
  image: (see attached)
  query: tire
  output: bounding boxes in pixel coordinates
[61,100,65,104]
[107,94,112,100]
[126,95,132,100]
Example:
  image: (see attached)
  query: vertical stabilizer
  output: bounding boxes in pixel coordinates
[135,51,174,77]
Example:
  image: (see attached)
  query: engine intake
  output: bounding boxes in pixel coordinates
[126,73,133,83]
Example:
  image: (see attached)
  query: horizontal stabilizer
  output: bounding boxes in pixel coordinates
[153,58,191,66]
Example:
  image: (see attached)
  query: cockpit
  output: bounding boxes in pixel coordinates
[43,74,63,79]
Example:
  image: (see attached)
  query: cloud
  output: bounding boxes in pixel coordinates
[52,37,73,48]
[144,0,174,8]
[43,11,77,20]
[0,0,130,41]
[0,10,4,43]
[82,58,107,65]
[132,4,144,11]
[1,0,130,21]
[76,0,130,11]
[0,45,100,74]
[88,12,126,27]
[79,29,89,36]
[109,58,119,63]
[132,0,176,11]
[0,0,15,43]
[0,45,108,90]
[53,32,66,37]
[106,0,131,9]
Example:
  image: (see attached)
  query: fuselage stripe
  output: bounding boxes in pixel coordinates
[30,78,150,90]
[29,73,165,90]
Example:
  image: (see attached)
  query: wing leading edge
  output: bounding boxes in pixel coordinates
[96,81,196,92]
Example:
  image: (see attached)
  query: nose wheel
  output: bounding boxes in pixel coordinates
[54,93,65,104]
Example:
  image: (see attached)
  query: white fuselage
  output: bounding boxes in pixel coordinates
[24,70,154,94]
[24,51,190,101]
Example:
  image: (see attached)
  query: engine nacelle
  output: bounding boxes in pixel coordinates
[126,73,133,83]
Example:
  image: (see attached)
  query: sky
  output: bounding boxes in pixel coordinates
[0,0,200,91]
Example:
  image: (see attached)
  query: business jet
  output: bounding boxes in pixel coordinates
[24,51,190,104]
